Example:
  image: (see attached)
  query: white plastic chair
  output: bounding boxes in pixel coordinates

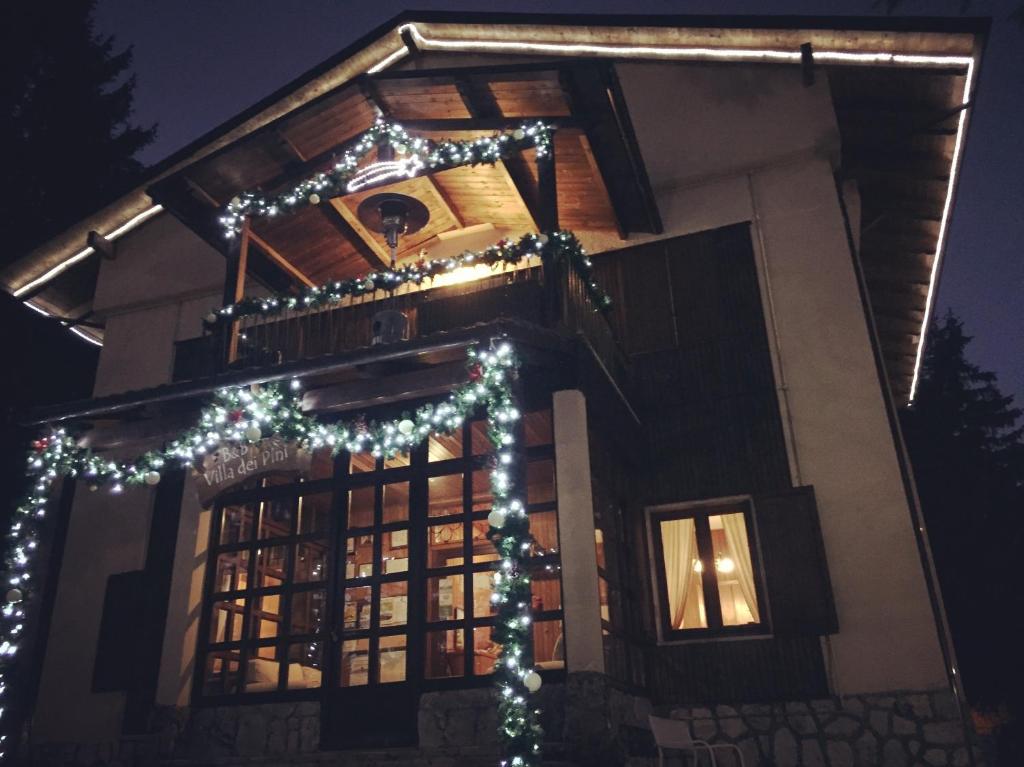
[648,714,747,767]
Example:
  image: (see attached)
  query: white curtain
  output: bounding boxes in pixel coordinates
[660,518,697,629]
[721,513,760,623]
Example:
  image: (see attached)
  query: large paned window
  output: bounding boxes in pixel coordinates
[197,405,563,701]
[649,499,766,641]
[200,456,334,696]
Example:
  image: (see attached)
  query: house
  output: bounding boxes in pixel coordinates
[0,11,987,767]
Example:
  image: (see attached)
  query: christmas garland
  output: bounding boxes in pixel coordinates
[0,343,543,766]
[219,119,553,238]
[204,230,612,327]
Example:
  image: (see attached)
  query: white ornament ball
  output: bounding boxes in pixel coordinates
[244,426,263,443]
[513,129,526,141]
[308,193,321,205]
[205,312,218,324]
[487,509,505,529]
[523,671,542,692]
[230,196,241,208]
[397,419,415,436]
[6,588,23,604]
[144,471,161,486]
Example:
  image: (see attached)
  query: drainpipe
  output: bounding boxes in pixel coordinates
[833,175,976,766]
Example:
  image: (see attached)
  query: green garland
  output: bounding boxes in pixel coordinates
[0,344,543,765]
[219,119,553,237]
[204,230,611,327]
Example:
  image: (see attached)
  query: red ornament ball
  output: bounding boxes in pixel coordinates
[228,409,244,423]
[468,363,483,382]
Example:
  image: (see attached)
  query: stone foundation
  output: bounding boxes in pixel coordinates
[27,676,983,767]
[653,689,983,767]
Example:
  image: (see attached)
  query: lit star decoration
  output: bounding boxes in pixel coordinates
[203,230,612,328]
[218,119,553,237]
[0,343,543,766]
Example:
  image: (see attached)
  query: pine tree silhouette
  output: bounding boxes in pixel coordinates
[902,310,1024,761]
[1,0,156,258]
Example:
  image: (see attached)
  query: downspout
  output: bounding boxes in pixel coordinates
[834,175,975,764]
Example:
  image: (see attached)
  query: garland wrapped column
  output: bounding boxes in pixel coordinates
[0,342,542,766]
[475,343,545,766]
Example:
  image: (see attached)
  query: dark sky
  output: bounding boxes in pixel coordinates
[94,0,1024,400]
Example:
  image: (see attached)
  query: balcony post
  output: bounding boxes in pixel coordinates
[222,218,251,364]
[537,141,562,325]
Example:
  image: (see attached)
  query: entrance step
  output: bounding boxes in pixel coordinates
[161,746,578,767]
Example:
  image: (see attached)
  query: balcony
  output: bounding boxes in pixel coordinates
[173,258,623,386]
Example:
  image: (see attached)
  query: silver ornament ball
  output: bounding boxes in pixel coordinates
[6,588,23,604]
[487,509,505,529]
[144,471,161,486]
[244,426,263,443]
[523,670,542,692]
[398,419,415,436]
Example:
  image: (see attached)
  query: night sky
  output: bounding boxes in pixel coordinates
[94,0,1024,399]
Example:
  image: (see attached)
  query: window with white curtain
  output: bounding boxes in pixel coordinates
[648,499,766,640]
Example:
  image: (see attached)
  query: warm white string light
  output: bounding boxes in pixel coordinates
[346,155,426,192]
[396,22,977,403]
[13,205,164,298]
[0,343,543,765]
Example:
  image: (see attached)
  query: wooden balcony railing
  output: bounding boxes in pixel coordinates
[173,261,625,385]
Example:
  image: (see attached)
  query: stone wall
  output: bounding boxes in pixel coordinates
[657,690,983,767]
[26,678,984,767]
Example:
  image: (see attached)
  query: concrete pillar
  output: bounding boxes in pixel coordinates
[552,389,604,673]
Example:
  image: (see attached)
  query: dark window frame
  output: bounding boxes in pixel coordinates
[647,496,770,644]
[193,398,566,706]
[195,471,336,703]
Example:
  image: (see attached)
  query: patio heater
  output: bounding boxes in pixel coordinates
[355,192,429,345]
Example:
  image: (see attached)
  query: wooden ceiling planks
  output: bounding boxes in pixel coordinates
[374,78,472,120]
[486,72,571,118]
[829,62,969,401]
[334,175,463,262]
[252,205,366,286]
[172,66,621,291]
[278,86,379,161]
[433,164,535,230]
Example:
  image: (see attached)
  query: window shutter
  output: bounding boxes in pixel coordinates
[92,570,148,692]
[754,486,838,636]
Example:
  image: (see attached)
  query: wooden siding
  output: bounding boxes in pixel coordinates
[591,224,832,704]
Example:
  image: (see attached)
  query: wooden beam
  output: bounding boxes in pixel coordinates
[357,74,390,119]
[226,218,250,363]
[577,133,625,240]
[454,75,543,231]
[322,201,390,271]
[385,116,577,132]
[248,232,316,288]
[425,176,465,229]
[180,175,313,292]
[560,63,662,234]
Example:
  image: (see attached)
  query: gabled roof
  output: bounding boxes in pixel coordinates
[2,11,987,402]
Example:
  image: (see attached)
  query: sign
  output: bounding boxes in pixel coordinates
[192,437,311,506]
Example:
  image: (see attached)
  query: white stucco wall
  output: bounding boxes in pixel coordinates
[92,213,224,397]
[156,482,210,707]
[615,61,948,694]
[34,215,224,743]
[32,485,153,742]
